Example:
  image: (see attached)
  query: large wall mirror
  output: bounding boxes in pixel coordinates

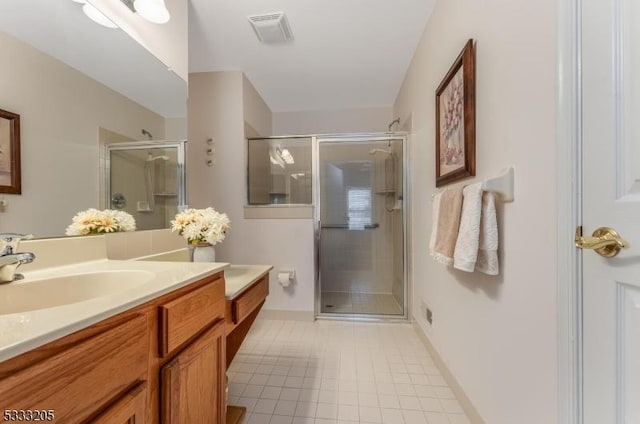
[0,0,187,238]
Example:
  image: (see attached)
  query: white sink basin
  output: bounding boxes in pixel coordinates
[0,270,155,315]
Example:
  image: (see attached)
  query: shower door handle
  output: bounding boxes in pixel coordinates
[316,220,322,282]
[316,219,321,264]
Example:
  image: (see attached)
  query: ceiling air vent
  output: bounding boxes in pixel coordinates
[248,12,294,44]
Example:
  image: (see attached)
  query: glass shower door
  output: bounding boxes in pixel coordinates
[317,137,405,317]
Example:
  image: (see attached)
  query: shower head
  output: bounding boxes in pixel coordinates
[369,148,392,156]
[146,154,170,162]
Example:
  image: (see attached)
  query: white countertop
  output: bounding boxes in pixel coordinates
[135,249,273,299]
[225,265,273,299]
[0,259,228,363]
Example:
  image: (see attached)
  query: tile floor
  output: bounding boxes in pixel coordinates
[227,319,471,424]
[320,292,403,315]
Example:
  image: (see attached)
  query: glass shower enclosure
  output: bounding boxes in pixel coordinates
[316,135,406,319]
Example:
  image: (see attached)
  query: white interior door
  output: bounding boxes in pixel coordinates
[582,0,640,422]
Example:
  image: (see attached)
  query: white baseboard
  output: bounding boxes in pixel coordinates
[258,309,315,322]
[412,322,485,424]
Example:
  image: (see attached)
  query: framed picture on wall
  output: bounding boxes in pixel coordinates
[0,108,21,194]
[435,39,476,187]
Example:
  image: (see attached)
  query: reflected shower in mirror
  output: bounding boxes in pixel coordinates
[0,0,187,238]
[105,141,186,231]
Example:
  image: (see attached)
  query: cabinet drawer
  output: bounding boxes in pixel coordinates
[92,382,147,424]
[159,276,225,356]
[0,314,149,423]
[232,276,269,324]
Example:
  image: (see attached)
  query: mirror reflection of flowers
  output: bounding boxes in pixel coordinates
[171,207,230,246]
[66,209,136,236]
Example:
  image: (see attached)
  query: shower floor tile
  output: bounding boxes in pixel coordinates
[228,318,471,424]
[320,291,403,315]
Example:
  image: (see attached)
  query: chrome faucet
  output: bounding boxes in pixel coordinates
[0,233,35,283]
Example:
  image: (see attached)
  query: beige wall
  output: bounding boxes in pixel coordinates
[165,117,187,140]
[0,30,165,238]
[187,72,244,209]
[273,106,394,135]
[243,75,272,137]
[88,0,188,82]
[394,0,557,423]
[189,71,316,313]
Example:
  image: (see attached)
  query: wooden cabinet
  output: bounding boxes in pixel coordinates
[93,382,147,424]
[0,271,227,424]
[161,320,226,424]
[225,273,270,424]
[226,274,269,367]
[159,275,225,356]
[229,275,269,325]
[0,314,149,423]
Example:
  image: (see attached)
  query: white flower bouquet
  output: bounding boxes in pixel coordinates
[171,207,230,245]
[66,208,136,236]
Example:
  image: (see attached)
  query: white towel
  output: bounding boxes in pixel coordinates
[453,183,484,272]
[476,192,499,275]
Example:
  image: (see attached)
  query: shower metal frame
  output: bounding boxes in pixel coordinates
[104,140,187,212]
[245,133,409,321]
[313,134,409,321]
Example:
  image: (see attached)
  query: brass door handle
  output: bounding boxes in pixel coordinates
[575,226,630,258]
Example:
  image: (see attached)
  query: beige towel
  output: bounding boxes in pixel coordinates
[453,183,484,272]
[430,187,464,266]
[428,191,442,255]
[476,192,499,275]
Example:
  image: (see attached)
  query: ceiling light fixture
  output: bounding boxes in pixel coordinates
[280,148,295,164]
[275,147,294,165]
[270,154,285,169]
[119,0,170,24]
[133,0,170,24]
[82,3,119,29]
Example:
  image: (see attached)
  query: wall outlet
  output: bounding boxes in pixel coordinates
[426,308,433,325]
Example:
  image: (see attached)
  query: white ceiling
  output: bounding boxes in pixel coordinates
[189,0,435,113]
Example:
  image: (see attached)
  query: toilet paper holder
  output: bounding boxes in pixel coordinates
[277,269,295,287]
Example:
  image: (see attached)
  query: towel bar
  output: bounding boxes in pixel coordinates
[321,223,380,230]
[432,166,515,202]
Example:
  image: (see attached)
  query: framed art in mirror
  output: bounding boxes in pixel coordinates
[435,39,475,187]
[0,108,20,194]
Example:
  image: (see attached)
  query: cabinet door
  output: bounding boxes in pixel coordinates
[161,320,226,424]
[0,314,148,423]
[93,382,147,424]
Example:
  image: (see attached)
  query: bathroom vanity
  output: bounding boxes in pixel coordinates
[0,243,272,424]
[223,266,272,424]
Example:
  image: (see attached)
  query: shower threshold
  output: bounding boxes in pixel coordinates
[320,291,403,315]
